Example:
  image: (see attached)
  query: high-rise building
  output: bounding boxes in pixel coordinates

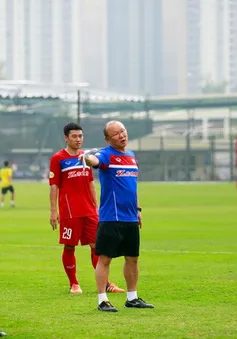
[107,0,164,95]
[78,0,108,88]
[200,0,237,93]
[186,0,201,94]
[200,0,227,87]
[107,0,201,96]
[161,0,188,95]
[4,0,231,96]
[0,0,7,79]
[0,0,108,88]
[228,0,237,92]
[216,0,226,86]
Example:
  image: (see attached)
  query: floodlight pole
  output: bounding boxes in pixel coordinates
[77,89,81,124]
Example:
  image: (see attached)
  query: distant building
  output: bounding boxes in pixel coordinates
[228,0,237,92]
[186,0,201,94]
[107,0,201,96]
[201,0,227,88]
[200,0,237,93]
[6,0,237,95]
[0,0,107,88]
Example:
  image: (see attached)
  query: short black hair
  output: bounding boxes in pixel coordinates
[4,160,9,167]
[63,122,83,137]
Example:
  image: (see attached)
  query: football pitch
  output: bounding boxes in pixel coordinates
[0,182,237,339]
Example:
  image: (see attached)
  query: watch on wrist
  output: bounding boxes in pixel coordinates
[137,207,142,212]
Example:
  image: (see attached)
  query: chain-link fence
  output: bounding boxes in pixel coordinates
[0,96,236,181]
[134,135,235,181]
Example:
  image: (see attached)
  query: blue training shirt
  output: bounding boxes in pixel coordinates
[95,146,139,222]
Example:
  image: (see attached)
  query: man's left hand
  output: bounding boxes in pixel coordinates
[138,211,142,228]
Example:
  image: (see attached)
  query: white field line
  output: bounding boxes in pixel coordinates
[141,181,232,184]
[0,244,237,255]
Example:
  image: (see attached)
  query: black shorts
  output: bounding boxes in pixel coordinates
[95,221,140,258]
[1,185,14,195]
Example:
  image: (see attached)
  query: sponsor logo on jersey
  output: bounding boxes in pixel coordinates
[67,170,89,179]
[115,157,121,162]
[115,170,138,177]
[49,171,54,178]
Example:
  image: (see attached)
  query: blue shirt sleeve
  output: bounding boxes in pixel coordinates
[94,148,110,170]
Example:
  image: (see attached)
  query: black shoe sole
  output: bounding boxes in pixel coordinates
[98,307,118,312]
[124,305,154,309]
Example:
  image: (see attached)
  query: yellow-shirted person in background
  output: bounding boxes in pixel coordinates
[0,160,15,207]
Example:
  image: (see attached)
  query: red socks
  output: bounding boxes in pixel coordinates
[91,247,99,269]
[62,247,78,287]
[62,247,100,286]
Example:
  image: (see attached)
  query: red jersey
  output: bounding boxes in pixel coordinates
[49,149,96,219]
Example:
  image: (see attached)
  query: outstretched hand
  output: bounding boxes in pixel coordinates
[78,148,99,168]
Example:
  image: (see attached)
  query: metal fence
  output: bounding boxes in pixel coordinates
[0,134,235,182]
[134,135,235,181]
[0,104,236,181]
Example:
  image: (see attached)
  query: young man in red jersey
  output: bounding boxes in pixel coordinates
[49,122,124,294]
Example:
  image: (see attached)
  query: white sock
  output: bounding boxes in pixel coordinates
[127,291,138,301]
[98,293,108,305]
[0,202,4,207]
[10,200,15,206]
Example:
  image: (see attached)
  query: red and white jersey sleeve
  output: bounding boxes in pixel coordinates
[49,153,61,186]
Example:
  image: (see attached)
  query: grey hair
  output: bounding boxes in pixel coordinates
[103,120,123,137]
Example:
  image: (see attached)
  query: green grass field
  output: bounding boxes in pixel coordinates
[1,182,237,339]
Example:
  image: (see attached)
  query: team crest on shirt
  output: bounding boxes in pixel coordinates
[49,171,54,178]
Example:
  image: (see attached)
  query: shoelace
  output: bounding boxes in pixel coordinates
[104,301,113,307]
[129,298,144,303]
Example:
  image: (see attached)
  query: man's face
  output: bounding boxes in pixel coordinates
[106,122,128,149]
[64,129,83,150]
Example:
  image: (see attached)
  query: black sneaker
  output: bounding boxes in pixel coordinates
[98,300,118,312]
[125,297,154,309]
[0,330,7,337]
